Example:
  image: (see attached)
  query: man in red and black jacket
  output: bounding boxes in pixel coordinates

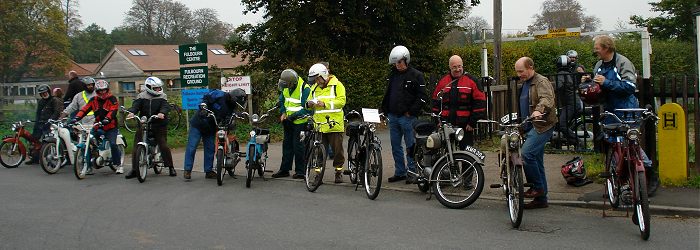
[73,79,123,174]
[432,55,486,149]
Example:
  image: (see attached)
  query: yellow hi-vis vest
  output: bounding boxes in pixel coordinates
[283,77,308,124]
[310,76,345,133]
[82,91,94,115]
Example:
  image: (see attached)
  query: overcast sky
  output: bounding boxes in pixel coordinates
[79,0,657,34]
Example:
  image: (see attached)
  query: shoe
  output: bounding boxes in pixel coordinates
[292,173,305,179]
[272,171,290,178]
[168,167,177,177]
[334,171,344,183]
[184,170,191,180]
[115,166,124,174]
[125,170,138,179]
[524,200,548,209]
[388,175,406,183]
[86,168,94,175]
[205,171,217,179]
[524,188,545,198]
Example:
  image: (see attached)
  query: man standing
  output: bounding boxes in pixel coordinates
[514,57,558,209]
[554,55,582,147]
[64,71,85,107]
[432,55,486,148]
[582,35,658,195]
[381,45,428,183]
[273,69,310,179]
[306,63,347,183]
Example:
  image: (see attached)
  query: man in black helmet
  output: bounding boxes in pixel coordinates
[26,85,64,165]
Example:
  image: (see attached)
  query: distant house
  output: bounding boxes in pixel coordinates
[94,44,246,94]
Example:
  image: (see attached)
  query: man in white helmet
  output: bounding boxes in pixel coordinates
[273,69,311,179]
[306,63,347,183]
[124,76,177,179]
[381,45,428,183]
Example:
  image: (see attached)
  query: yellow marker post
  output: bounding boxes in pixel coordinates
[658,103,687,184]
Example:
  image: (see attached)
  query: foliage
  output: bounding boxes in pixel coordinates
[527,0,600,33]
[630,0,698,41]
[0,0,71,82]
[228,0,474,71]
[60,0,82,36]
[70,24,113,63]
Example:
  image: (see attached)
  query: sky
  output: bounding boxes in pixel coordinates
[79,0,657,34]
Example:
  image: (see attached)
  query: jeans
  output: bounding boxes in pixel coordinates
[184,127,215,173]
[521,127,554,202]
[388,113,416,177]
[133,126,174,171]
[99,128,121,166]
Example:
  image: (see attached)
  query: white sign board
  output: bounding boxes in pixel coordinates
[361,108,381,123]
[222,76,251,94]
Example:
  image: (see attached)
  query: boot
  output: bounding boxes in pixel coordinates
[334,170,344,183]
[183,170,191,180]
[168,167,177,177]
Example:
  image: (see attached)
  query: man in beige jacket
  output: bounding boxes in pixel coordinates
[514,57,557,209]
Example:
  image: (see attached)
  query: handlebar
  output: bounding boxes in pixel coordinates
[599,108,658,126]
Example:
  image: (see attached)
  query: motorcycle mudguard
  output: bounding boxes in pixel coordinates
[42,137,57,143]
[429,152,483,180]
[117,134,127,147]
[2,137,27,155]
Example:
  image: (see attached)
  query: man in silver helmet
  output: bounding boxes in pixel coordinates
[26,84,63,165]
[272,69,311,179]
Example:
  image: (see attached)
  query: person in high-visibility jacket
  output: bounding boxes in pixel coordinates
[272,69,311,179]
[305,63,347,183]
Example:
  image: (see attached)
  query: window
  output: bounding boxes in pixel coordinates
[121,82,135,92]
[174,49,179,54]
[127,49,147,56]
[210,49,227,55]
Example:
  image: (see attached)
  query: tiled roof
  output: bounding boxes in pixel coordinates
[113,44,245,72]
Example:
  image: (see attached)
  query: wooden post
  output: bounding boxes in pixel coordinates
[493,0,502,86]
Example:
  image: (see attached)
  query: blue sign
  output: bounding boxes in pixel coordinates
[181,88,209,110]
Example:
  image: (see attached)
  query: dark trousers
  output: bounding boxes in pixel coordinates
[30,122,48,160]
[322,132,345,170]
[280,121,306,175]
[458,130,475,150]
[132,127,174,170]
[557,104,578,144]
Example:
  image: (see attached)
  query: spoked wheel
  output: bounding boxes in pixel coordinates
[606,151,621,208]
[0,141,24,168]
[167,103,182,132]
[635,172,651,240]
[108,145,125,172]
[305,144,326,192]
[227,141,239,177]
[40,141,66,174]
[73,147,89,180]
[507,164,525,228]
[347,137,360,184]
[216,148,225,186]
[246,145,254,188]
[135,145,148,183]
[152,146,163,175]
[363,145,382,200]
[432,154,484,209]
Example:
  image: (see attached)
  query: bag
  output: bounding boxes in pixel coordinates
[561,156,592,187]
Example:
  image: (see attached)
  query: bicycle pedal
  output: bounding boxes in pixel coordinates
[599,173,611,178]
[523,183,534,187]
[490,184,502,188]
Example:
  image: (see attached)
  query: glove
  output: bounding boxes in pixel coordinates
[69,119,78,125]
[101,119,110,125]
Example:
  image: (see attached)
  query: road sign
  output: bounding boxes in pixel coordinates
[222,76,252,94]
[180,66,209,87]
[658,103,687,184]
[533,28,581,40]
[181,88,210,110]
[178,43,208,65]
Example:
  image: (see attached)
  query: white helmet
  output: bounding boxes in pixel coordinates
[144,76,164,96]
[566,50,578,59]
[308,63,329,83]
[389,45,410,64]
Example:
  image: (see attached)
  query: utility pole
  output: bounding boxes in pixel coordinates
[493,0,503,109]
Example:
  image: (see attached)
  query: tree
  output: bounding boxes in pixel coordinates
[527,0,600,33]
[0,0,70,82]
[227,0,476,72]
[192,8,233,44]
[71,24,113,63]
[60,0,82,36]
[630,0,698,41]
[442,8,491,47]
[124,0,162,43]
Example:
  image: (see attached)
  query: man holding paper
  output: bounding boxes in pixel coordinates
[306,63,347,183]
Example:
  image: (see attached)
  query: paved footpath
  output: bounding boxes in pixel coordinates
[164,129,699,216]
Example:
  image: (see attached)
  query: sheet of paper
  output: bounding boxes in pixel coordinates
[362,108,381,123]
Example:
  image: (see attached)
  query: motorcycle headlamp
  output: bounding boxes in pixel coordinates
[455,128,465,142]
[249,130,256,139]
[11,124,17,132]
[508,133,520,149]
[217,130,226,139]
[627,128,640,141]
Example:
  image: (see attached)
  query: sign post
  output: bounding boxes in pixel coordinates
[180,66,209,87]
[179,43,208,65]
[658,103,687,184]
[222,76,253,114]
[533,28,581,40]
[178,43,209,131]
